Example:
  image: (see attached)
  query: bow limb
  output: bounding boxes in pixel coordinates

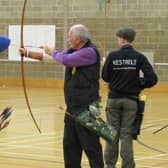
[20,0,41,133]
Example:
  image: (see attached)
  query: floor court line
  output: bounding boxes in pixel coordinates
[0,143,63,152]
[0,153,90,166]
[0,155,64,164]
[135,153,168,161]
[0,133,63,144]
[0,133,63,152]
[0,131,62,141]
[143,119,168,124]
[0,151,61,160]
[0,139,63,152]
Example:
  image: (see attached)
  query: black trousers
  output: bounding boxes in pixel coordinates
[63,114,104,168]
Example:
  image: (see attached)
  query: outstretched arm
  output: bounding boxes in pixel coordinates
[52,47,97,67]
[19,46,54,62]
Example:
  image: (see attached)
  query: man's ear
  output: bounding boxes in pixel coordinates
[120,37,125,43]
[76,37,81,44]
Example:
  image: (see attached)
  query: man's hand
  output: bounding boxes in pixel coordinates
[19,47,43,61]
[40,46,55,55]
[19,48,27,57]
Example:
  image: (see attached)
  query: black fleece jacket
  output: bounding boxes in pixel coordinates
[102,44,158,97]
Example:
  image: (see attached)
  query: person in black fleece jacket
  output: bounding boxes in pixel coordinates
[102,27,158,168]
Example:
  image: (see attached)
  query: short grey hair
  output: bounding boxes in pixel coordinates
[69,24,90,43]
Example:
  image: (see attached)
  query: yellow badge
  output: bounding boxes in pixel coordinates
[72,67,76,75]
[140,94,146,101]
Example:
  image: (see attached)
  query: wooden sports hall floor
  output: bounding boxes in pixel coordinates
[0,85,167,168]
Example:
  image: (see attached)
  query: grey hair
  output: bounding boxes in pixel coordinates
[69,24,90,43]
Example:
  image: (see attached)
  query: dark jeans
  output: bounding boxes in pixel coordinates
[63,114,104,168]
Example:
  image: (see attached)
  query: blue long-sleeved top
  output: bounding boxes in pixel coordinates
[0,35,10,52]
